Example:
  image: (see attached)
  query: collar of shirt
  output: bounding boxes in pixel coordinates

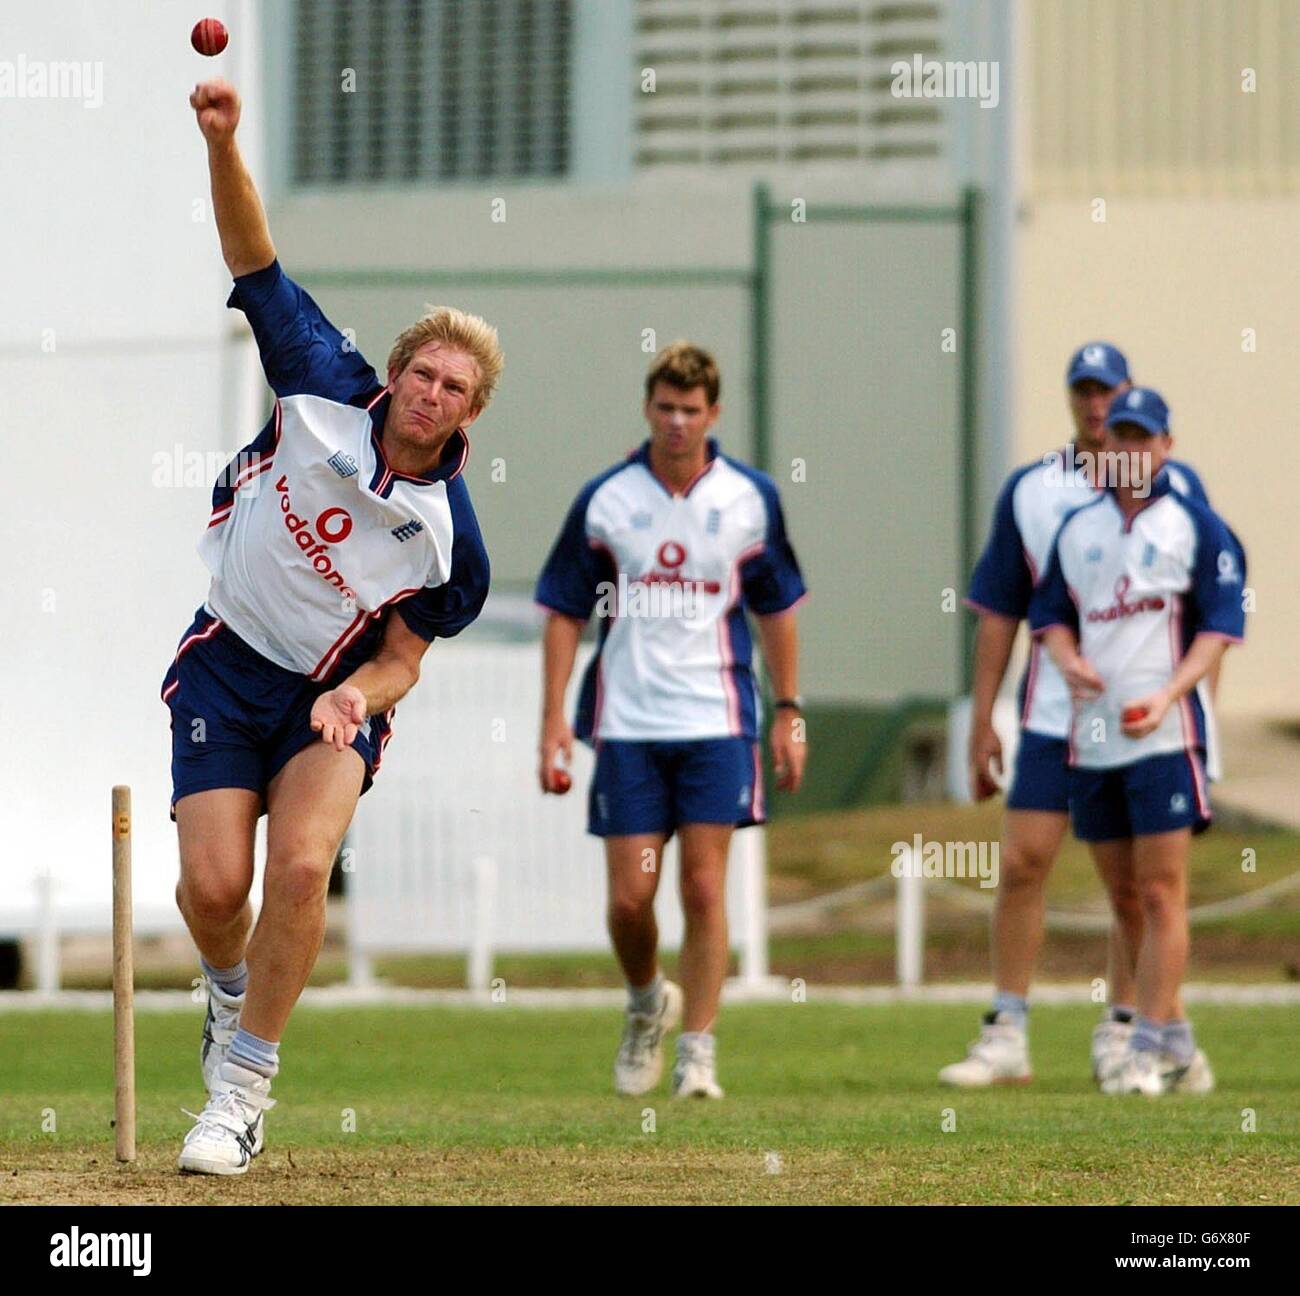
[630,436,720,498]
[369,392,470,487]
[1105,462,1174,502]
[1104,462,1173,529]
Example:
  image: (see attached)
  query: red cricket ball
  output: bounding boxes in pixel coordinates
[550,768,572,795]
[191,18,229,57]
[1121,706,1149,724]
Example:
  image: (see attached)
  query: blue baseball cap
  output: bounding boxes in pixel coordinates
[1066,341,1130,389]
[1105,386,1170,436]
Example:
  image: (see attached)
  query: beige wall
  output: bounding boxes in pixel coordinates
[1015,198,1300,718]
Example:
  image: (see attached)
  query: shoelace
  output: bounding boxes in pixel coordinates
[182,1083,275,1140]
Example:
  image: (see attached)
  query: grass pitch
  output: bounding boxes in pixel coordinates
[2,1001,1297,1205]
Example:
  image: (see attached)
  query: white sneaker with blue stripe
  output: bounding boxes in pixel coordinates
[613,980,683,1095]
[178,1061,275,1175]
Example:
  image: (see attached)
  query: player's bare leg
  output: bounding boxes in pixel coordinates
[989,809,1069,996]
[1099,828,1208,1094]
[676,823,732,1031]
[605,832,681,1095]
[1129,829,1191,1024]
[671,822,732,1097]
[178,744,363,1175]
[1089,840,1146,1081]
[175,788,260,1090]
[240,743,366,1041]
[939,810,1060,1088]
[605,832,668,987]
[175,788,260,967]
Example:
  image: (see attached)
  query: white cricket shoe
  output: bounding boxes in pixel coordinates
[1164,1049,1216,1094]
[672,1034,725,1099]
[613,979,683,1096]
[178,1061,275,1175]
[938,1012,1032,1087]
[1091,1019,1134,1085]
[1100,1047,1166,1096]
[200,979,243,1093]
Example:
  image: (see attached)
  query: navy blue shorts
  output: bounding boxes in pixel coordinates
[161,607,392,819]
[1068,749,1212,842]
[1006,731,1070,813]
[588,738,764,838]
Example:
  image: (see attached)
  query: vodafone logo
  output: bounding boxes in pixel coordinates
[630,538,721,597]
[316,507,353,543]
[1086,573,1165,623]
[275,475,356,599]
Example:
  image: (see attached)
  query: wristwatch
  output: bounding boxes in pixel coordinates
[773,696,804,712]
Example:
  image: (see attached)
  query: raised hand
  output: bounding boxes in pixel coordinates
[190,78,241,146]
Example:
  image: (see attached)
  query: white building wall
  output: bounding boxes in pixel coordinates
[0,2,265,929]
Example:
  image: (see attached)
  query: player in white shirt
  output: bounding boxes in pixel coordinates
[940,343,1211,1088]
[535,343,808,1099]
[1030,387,1246,1094]
[163,81,500,1174]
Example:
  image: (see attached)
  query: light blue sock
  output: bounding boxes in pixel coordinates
[201,958,247,997]
[228,1027,279,1078]
[627,973,663,1015]
[678,1031,714,1056]
[990,991,1028,1029]
[1161,1019,1196,1064]
[1131,1017,1163,1053]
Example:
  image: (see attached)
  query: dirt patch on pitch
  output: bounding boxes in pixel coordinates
[3,1143,1296,1206]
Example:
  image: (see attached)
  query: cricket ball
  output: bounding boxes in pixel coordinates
[1121,705,1149,724]
[551,768,572,795]
[191,18,229,57]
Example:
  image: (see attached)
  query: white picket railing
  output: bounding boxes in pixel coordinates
[345,641,771,989]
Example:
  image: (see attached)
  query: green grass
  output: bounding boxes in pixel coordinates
[2,1003,1297,1204]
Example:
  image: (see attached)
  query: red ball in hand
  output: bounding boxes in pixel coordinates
[1121,705,1149,724]
[191,18,229,56]
[550,768,572,795]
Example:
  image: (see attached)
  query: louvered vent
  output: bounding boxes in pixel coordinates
[633,0,948,169]
[291,0,572,185]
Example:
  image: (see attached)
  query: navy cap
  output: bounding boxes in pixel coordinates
[1067,341,1130,389]
[1105,386,1170,436]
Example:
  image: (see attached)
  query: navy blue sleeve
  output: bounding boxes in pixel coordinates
[1169,459,1210,507]
[227,259,381,403]
[740,477,807,615]
[534,488,615,622]
[1187,507,1246,641]
[1027,531,1078,637]
[396,516,491,642]
[967,471,1033,618]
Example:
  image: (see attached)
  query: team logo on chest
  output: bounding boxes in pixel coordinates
[327,451,359,479]
[391,518,424,542]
